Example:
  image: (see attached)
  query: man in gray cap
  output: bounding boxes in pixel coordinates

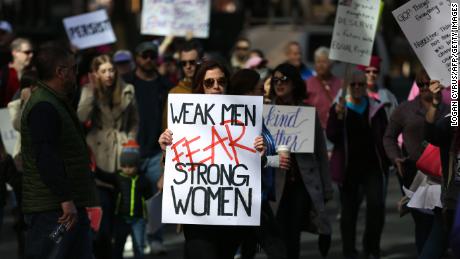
[123,41,172,254]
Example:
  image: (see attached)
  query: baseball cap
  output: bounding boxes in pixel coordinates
[0,21,12,33]
[113,50,133,63]
[135,41,158,56]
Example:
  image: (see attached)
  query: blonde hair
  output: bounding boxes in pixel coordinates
[91,54,123,106]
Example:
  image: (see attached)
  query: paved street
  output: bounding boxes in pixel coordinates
[0,175,454,258]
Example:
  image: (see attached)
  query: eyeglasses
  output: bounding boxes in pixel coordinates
[141,52,157,60]
[236,46,249,51]
[180,60,198,67]
[19,50,33,55]
[272,76,289,85]
[365,69,379,75]
[417,81,430,89]
[203,77,227,89]
[350,82,366,87]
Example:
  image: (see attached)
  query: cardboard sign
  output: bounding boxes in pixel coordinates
[63,9,116,49]
[0,109,18,155]
[330,0,381,65]
[263,105,316,153]
[393,0,452,86]
[162,94,263,226]
[141,0,211,38]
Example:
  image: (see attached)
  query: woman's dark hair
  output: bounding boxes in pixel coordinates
[269,63,307,104]
[228,69,260,95]
[415,69,430,88]
[192,60,231,94]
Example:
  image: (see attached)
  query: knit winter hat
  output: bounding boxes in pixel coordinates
[120,140,140,167]
[356,56,381,71]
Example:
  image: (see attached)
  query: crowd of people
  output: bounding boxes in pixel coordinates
[0,18,459,259]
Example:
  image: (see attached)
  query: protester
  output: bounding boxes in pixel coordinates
[284,41,314,81]
[0,38,34,107]
[383,70,449,256]
[424,80,459,258]
[162,40,203,130]
[304,46,342,130]
[245,49,270,79]
[228,69,288,259]
[112,140,153,259]
[268,63,332,259]
[357,56,398,119]
[77,54,138,259]
[327,70,389,259]
[123,41,172,254]
[113,50,135,77]
[158,60,266,259]
[231,37,251,71]
[21,43,98,259]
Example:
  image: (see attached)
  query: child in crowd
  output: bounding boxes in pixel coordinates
[113,140,153,259]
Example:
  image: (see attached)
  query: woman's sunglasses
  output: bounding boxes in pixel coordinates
[350,82,366,87]
[203,77,227,89]
[272,76,289,85]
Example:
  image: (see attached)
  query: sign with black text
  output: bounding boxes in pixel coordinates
[63,10,116,49]
[330,0,381,65]
[0,109,18,155]
[162,94,263,226]
[393,0,452,86]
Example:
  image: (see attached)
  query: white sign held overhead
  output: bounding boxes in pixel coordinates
[263,105,316,153]
[141,0,211,38]
[393,0,452,86]
[63,9,116,50]
[329,0,381,66]
[162,94,263,226]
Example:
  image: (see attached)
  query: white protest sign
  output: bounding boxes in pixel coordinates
[162,94,263,226]
[393,0,452,86]
[330,0,381,66]
[0,109,18,155]
[63,9,116,50]
[141,0,211,38]
[263,105,316,153]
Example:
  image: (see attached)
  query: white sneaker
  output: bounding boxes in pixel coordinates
[150,241,167,255]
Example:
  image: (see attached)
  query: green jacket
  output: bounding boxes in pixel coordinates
[21,81,98,213]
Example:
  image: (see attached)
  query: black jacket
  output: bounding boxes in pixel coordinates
[115,172,153,218]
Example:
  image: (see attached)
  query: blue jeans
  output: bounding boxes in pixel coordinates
[24,209,93,259]
[113,217,146,259]
[419,208,447,259]
[141,153,164,243]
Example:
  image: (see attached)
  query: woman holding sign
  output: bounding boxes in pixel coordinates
[327,71,389,259]
[159,60,266,259]
[77,54,138,258]
[268,63,333,259]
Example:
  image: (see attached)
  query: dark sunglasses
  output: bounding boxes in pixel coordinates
[350,82,366,87]
[203,77,227,89]
[365,69,379,74]
[141,52,157,60]
[180,60,198,67]
[417,81,430,89]
[20,50,33,55]
[272,76,289,85]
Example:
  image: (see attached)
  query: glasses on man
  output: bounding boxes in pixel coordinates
[272,76,289,85]
[350,82,366,87]
[180,60,198,67]
[20,50,33,55]
[141,51,157,60]
[203,77,227,89]
[365,69,379,75]
[236,46,249,51]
